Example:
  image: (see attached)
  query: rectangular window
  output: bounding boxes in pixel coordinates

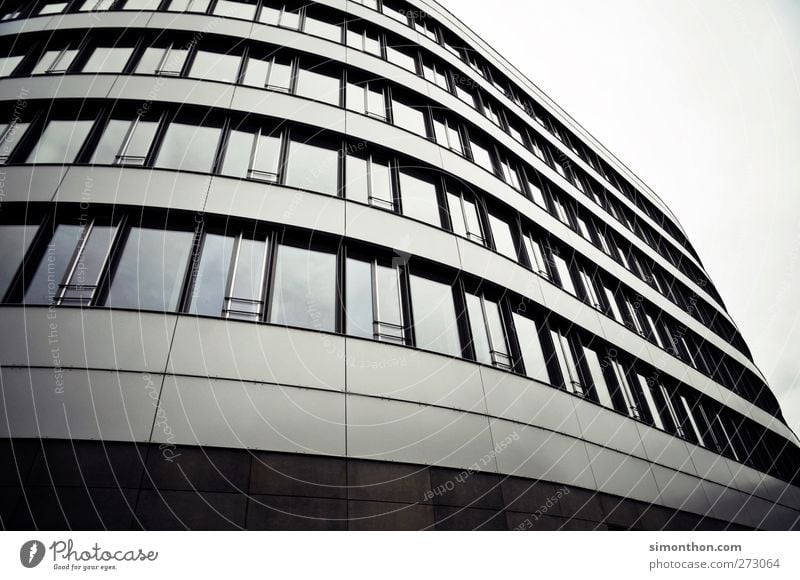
[382,2,409,25]
[32,48,78,75]
[168,0,211,13]
[24,224,82,305]
[105,227,194,312]
[551,252,576,295]
[304,14,342,42]
[447,189,484,244]
[259,4,301,28]
[269,244,337,332]
[284,138,339,196]
[498,157,522,190]
[221,127,282,182]
[345,154,394,209]
[346,27,382,56]
[346,81,386,120]
[637,374,665,430]
[123,0,161,8]
[189,50,242,83]
[81,47,135,74]
[155,121,221,173]
[512,313,549,382]
[188,232,234,317]
[525,175,548,209]
[603,283,624,322]
[135,46,189,76]
[80,0,115,11]
[213,0,257,20]
[582,346,615,409]
[409,274,461,357]
[578,267,602,309]
[0,224,38,299]
[398,170,440,226]
[295,64,341,106]
[488,213,517,261]
[413,19,438,41]
[611,359,640,420]
[432,115,463,155]
[58,221,119,306]
[386,43,417,73]
[38,2,69,14]
[0,55,23,77]
[659,383,685,437]
[522,232,549,279]
[483,100,502,126]
[422,60,449,91]
[466,293,511,368]
[27,120,94,164]
[0,121,31,163]
[243,54,293,92]
[225,235,269,320]
[391,97,428,137]
[91,117,158,166]
[469,138,494,174]
[345,258,405,343]
[550,329,583,395]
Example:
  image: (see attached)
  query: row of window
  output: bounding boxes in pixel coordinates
[0,90,749,359]
[0,103,777,415]
[0,0,710,294]
[0,206,795,484]
[0,26,740,349]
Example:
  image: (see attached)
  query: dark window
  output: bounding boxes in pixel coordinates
[0,224,38,299]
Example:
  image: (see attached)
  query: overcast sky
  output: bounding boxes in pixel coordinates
[436,0,800,435]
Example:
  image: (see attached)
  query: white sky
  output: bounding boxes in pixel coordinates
[436,0,800,435]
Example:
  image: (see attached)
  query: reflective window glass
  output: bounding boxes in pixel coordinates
[270,244,336,332]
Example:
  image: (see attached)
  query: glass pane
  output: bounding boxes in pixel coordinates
[638,374,665,429]
[24,224,83,305]
[523,233,547,275]
[105,227,193,312]
[305,16,341,42]
[27,120,94,164]
[189,233,234,316]
[155,122,221,173]
[33,49,77,74]
[551,329,580,393]
[375,264,402,340]
[221,129,254,178]
[488,214,516,260]
[447,192,467,237]
[124,120,158,163]
[82,47,134,73]
[366,86,385,119]
[243,58,269,88]
[346,83,365,115]
[399,171,439,226]
[285,140,339,196]
[552,253,576,294]
[345,154,369,204]
[0,55,22,77]
[484,298,509,360]
[270,245,336,332]
[0,224,37,298]
[345,257,373,338]
[295,67,340,106]
[91,120,130,164]
[228,237,267,319]
[213,0,256,19]
[124,0,161,8]
[409,274,460,356]
[370,158,393,208]
[61,224,118,304]
[386,46,416,72]
[251,133,281,181]
[512,313,548,383]
[168,0,211,12]
[190,51,241,83]
[392,99,426,136]
[135,47,166,74]
[470,140,493,173]
[0,122,31,162]
[466,293,490,364]
[38,3,69,14]
[583,346,614,409]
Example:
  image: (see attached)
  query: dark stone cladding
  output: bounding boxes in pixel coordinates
[0,438,777,531]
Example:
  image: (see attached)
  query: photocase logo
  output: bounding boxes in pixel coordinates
[20,540,46,568]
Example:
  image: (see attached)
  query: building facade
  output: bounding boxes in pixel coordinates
[0,0,798,530]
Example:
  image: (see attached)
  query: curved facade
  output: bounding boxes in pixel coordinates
[0,0,798,530]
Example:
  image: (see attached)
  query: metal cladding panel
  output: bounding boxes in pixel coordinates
[572,397,646,458]
[347,395,497,471]
[155,375,346,455]
[168,317,346,392]
[0,165,68,203]
[635,422,698,476]
[585,443,661,504]
[346,337,487,414]
[650,463,710,515]
[0,366,156,442]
